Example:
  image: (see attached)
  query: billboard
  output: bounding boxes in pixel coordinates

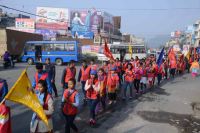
[101,11,114,34]
[70,9,101,33]
[81,45,101,55]
[15,18,35,29]
[35,29,57,40]
[72,31,94,39]
[36,7,69,30]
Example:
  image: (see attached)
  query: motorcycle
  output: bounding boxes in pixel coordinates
[3,57,14,69]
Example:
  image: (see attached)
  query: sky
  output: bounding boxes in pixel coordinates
[1,0,200,41]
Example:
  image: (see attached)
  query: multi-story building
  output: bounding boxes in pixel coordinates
[194,20,200,47]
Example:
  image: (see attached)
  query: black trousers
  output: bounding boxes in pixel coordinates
[134,79,140,93]
[64,114,78,133]
[157,73,162,85]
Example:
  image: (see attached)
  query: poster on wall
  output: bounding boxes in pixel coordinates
[70,9,101,33]
[36,7,69,30]
[182,45,190,55]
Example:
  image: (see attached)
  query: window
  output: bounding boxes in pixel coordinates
[43,44,54,51]
[65,44,75,51]
[54,44,65,51]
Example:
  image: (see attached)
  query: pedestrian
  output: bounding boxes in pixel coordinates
[107,67,119,104]
[78,60,91,104]
[97,68,107,111]
[61,60,76,90]
[169,60,177,79]
[147,63,155,88]
[123,63,134,100]
[61,78,79,133]
[90,59,98,71]
[190,58,200,78]
[0,78,11,133]
[32,63,52,94]
[134,62,142,94]
[44,58,58,97]
[163,59,169,79]
[157,63,164,86]
[115,58,123,87]
[85,70,99,125]
[30,80,54,133]
[140,63,147,91]
[102,61,109,75]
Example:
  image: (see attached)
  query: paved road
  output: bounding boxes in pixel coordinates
[1,63,200,133]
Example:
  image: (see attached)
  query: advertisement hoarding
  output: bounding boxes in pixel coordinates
[36,7,69,30]
[15,18,35,29]
[71,31,94,39]
[35,29,57,40]
[70,9,101,33]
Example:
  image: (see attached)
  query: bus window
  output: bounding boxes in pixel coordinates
[54,44,65,51]
[43,44,54,51]
[65,44,75,51]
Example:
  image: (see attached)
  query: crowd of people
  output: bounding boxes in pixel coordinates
[0,53,200,133]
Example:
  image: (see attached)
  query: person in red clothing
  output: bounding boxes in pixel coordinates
[0,79,11,133]
[102,61,109,75]
[147,63,155,88]
[157,62,164,86]
[123,63,134,100]
[61,60,76,90]
[107,67,119,104]
[90,59,98,71]
[140,63,147,92]
[134,62,143,94]
[62,78,79,133]
[85,70,99,125]
[115,58,123,87]
[163,59,169,79]
[78,60,91,104]
[97,68,107,111]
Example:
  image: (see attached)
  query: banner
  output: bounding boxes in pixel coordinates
[5,69,48,126]
[128,44,133,58]
[157,47,164,67]
[36,7,69,30]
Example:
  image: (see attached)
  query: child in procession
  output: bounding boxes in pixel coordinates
[97,68,107,111]
[123,63,134,100]
[62,78,79,133]
[30,80,54,133]
[85,70,99,125]
[107,67,119,104]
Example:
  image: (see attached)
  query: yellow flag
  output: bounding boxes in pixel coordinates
[185,51,190,60]
[129,44,133,58]
[5,69,48,126]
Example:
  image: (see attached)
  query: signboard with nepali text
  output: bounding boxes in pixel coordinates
[15,18,35,29]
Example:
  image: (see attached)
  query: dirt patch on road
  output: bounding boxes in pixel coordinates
[138,111,200,133]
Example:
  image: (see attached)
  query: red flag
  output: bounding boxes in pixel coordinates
[0,104,12,133]
[103,41,114,60]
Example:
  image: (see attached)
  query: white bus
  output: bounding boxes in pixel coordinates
[97,43,147,61]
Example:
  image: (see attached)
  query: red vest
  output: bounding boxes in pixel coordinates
[80,66,91,81]
[35,72,48,90]
[124,69,134,82]
[115,61,122,73]
[86,79,99,100]
[63,90,78,115]
[98,75,107,96]
[65,67,76,83]
[43,94,52,119]
[0,104,11,133]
